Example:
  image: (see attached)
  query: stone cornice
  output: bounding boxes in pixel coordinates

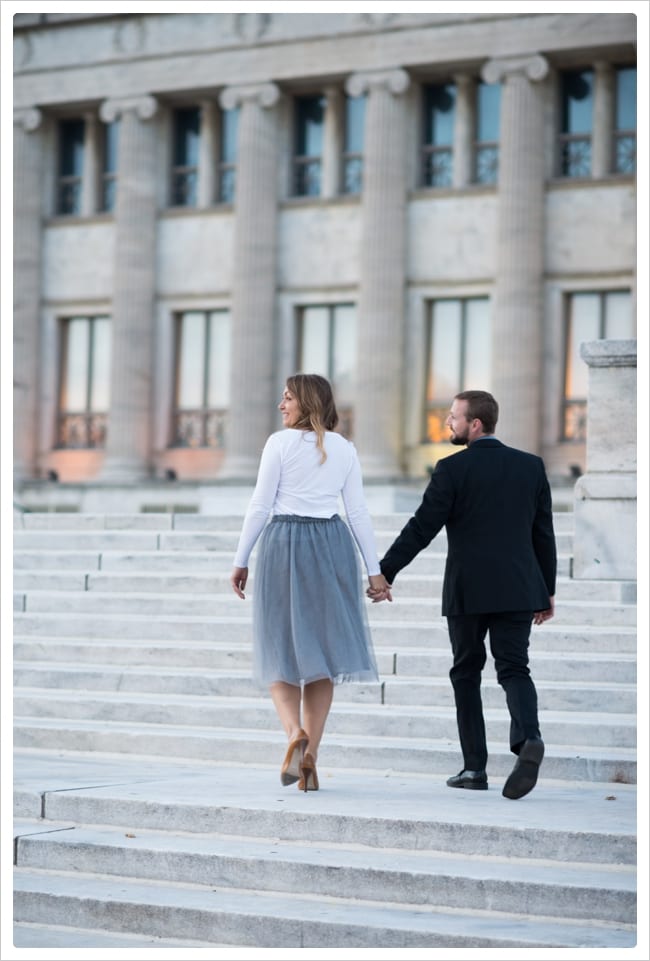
[219,82,280,111]
[345,68,410,98]
[580,339,637,367]
[482,54,549,85]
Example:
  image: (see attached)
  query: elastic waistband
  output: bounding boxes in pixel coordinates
[271,514,340,524]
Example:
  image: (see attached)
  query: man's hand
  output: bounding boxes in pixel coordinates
[533,595,555,625]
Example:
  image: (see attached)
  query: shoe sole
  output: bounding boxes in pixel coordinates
[446,781,488,790]
[502,739,544,800]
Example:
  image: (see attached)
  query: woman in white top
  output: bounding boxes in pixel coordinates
[230,374,391,791]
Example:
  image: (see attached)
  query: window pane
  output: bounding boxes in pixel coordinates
[566,293,599,399]
[476,82,500,142]
[59,119,85,176]
[616,67,636,130]
[90,318,111,411]
[424,84,456,146]
[345,96,365,153]
[429,301,461,402]
[561,71,593,134]
[63,319,90,411]
[221,108,239,163]
[206,311,231,408]
[174,108,200,165]
[604,291,634,339]
[296,96,325,156]
[332,305,357,406]
[463,299,491,390]
[300,307,330,376]
[177,312,205,409]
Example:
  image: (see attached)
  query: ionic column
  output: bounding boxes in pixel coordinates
[81,111,99,216]
[198,99,218,207]
[346,68,410,478]
[481,54,549,451]
[14,108,43,484]
[99,95,158,482]
[592,61,615,178]
[453,74,475,188]
[219,82,280,477]
[322,86,343,199]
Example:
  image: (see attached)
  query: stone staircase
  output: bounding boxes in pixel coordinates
[13,510,637,949]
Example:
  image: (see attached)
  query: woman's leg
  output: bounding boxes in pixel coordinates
[269,681,304,742]
[302,678,334,760]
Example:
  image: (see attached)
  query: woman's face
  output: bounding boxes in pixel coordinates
[279,386,301,428]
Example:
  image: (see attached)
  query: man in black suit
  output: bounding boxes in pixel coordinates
[372,390,556,799]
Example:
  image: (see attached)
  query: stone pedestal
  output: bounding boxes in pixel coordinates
[573,340,636,580]
[14,108,43,484]
[99,95,158,482]
[346,68,410,478]
[219,83,280,478]
[482,54,549,452]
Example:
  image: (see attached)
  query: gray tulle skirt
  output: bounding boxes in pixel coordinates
[251,514,379,688]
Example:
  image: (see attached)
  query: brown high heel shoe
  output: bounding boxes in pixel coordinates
[298,752,319,792]
[280,728,309,786]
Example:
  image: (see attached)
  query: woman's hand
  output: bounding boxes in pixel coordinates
[230,566,249,599]
[366,573,392,603]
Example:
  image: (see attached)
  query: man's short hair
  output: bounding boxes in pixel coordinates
[455,390,499,434]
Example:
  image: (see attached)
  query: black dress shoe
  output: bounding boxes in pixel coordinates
[502,737,544,799]
[446,769,488,790]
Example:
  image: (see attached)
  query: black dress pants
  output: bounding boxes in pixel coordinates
[446,611,541,771]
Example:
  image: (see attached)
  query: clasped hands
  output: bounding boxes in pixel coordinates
[367,573,392,603]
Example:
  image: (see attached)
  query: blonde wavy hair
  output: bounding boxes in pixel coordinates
[285,373,339,464]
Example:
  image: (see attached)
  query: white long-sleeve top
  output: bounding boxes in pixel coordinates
[233,428,381,575]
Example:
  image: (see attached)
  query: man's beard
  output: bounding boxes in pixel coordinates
[450,433,468,446]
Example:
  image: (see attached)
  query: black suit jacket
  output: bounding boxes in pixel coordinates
[381,439,557,616]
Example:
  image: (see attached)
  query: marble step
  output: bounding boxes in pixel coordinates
[12,689,637,748]
[12,637,637,684]
[12,611,637,652]
[12,717,637,783]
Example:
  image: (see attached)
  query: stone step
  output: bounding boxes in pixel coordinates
[12,527,576,555]
[11,751,636,949]
[12,660,637,714]
[14,510,575,532]
[14,589,638,628]
[14,866,634,950]
[12,611,637,652]
[14,820,635,925]
[13,921,222,949]
[13,568,635,603]
[13,690,636,748]
[12,637,637,684]
[13,548,574,578]
[12,717,636,783]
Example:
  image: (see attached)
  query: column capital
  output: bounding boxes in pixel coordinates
[100,95,158,123]
[219,82,280,111]
[345,68,410,98]
[481,54,549,85]
[14,107,42,132]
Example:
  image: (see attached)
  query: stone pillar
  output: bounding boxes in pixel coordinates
[322,86,343,199]
[573,340,636,580]
[219,82,280,477]
[14,108,43,484]
[592,61,615,179]
[481,54,549,451]
[81,111,99,216]
[198,98,218,207]
[346,68,410,478]
[99,95,158,482]
[453,74,474,188]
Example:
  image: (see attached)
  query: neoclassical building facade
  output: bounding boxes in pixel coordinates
[13,10,637,496]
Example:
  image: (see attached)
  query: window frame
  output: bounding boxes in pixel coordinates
[292,93,326,197]
[56,117,85,216]
[56,315,110,449]
[170,310,231,449]
[170,106,201,207]
[296,302,357,437]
